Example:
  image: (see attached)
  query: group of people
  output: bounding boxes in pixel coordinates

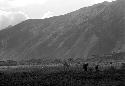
[63,61,100,72]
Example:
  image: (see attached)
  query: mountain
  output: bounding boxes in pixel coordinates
[0,0,124,61]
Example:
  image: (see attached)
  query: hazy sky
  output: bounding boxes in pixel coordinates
[0,0,115,29]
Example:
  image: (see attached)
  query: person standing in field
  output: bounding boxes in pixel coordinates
[83,63,88,71]
[95,65,99,72]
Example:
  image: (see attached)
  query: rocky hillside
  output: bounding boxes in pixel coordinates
[0,0,124,61]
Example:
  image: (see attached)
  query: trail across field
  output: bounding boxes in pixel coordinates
[0,63,83,73]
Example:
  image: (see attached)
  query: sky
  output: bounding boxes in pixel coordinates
[0,0,115,29]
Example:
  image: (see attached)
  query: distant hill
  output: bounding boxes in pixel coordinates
[0,0,124,61]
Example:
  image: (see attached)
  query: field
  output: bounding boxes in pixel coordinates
[0,63,125,86]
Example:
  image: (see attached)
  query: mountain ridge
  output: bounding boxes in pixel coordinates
[0,0,125,61]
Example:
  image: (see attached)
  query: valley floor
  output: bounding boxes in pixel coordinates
[0,64,125,86]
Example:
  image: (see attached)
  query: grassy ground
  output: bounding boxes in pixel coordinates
[0,64,125,86]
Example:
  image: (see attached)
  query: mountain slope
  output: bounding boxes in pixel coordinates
[0,0,124,61]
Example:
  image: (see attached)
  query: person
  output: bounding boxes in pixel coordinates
[95,65,99,72]
[83,63,88,71]
[110,62,116,70]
